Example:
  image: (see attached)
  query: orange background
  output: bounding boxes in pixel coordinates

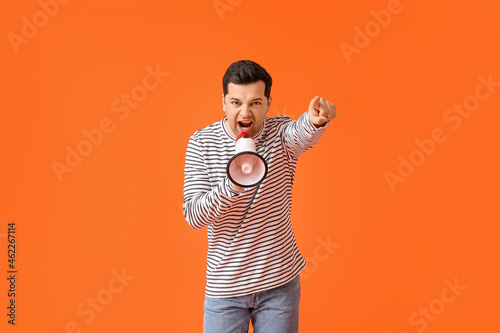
[1,0,500,332]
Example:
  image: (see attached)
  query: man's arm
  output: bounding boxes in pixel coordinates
[282,96,337,160]
[183,134,244,230]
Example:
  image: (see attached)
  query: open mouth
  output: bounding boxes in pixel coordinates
[238,120,253,133]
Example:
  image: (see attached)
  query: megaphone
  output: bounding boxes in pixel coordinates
[227,133,268,188]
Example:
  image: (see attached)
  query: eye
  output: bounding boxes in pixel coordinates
[231,101,240,106]
[253,102,261,106]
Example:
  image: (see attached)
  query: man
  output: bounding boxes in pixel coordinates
[183,60,336,332]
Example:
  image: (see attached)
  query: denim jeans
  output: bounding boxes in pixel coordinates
[203,275,301,333]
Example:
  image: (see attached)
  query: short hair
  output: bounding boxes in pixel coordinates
[222,60,272,99]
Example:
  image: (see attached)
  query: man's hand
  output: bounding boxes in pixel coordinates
[308,96,337,128]
[232,182,243,191]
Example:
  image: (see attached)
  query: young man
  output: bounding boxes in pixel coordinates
[183,60,336,333]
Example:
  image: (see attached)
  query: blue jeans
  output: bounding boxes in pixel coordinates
[203,275,301,333]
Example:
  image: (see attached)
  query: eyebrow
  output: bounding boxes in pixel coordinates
[229,97,264,101]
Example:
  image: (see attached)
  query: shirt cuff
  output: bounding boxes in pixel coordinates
[226,178,245,195]
[304,111,331,132]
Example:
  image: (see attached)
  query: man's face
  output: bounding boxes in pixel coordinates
[222,80,272,138]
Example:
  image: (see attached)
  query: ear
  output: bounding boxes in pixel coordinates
[222,93,226,113]
[266,96,272,114]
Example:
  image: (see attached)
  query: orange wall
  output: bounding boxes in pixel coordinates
[1,0,499,332]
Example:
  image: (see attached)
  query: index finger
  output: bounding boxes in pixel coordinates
[309,96,321,111]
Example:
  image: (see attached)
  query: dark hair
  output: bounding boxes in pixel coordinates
[222,60,272,99]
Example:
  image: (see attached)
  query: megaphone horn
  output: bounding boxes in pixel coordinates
[227,133,268,188]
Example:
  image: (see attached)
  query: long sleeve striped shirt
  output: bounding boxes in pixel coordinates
[183,111,330,298]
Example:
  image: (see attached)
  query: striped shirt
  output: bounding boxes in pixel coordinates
[183,111,329,298]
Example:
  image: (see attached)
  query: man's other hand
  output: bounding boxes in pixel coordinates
[308,96,337,128]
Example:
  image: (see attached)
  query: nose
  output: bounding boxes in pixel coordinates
[239,104,252,117]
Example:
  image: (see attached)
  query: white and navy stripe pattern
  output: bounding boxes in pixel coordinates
[183,111,329,298]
